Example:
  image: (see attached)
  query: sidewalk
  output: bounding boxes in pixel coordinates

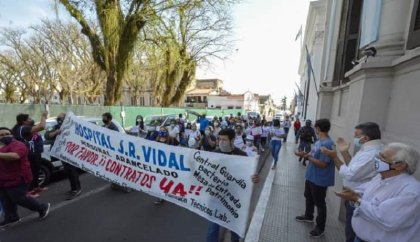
[248,132,345,242]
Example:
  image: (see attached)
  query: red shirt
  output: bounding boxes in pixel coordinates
[294,121,301,130]
[0,139,33,188]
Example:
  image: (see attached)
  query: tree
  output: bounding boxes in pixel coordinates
[57,0,166,105]
[145,0,235,106]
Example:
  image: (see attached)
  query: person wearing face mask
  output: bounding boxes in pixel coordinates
[335,143,420,242]
[233,125,246,149]
[321,122,382,242]
[129,115,145,137]
[212,121,221,139]
[187,123,201,149]
[45,113,82,200]
[295,120,317,166]
[242,135,258,157]
[168,119,180,142]
[12,111,48,198]
[270,119,286,169]
[200,126,217,151]
[102,113,131,192]
[102,112,119,132]
[154,126,178,205]
[0,127,50,228]
[207,128,259,242]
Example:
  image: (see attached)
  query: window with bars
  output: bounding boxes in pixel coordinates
[407,0,420,49]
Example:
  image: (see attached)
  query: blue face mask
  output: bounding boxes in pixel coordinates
[0,136,13,145]
[158,131,168,137]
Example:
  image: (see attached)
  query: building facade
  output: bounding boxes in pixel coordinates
[301,0,420,222]
[207,91,260,112]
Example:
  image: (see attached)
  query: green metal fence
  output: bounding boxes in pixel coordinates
[0,104,243,129]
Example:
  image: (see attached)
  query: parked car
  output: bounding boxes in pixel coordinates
[143,114,178,131]
[38,116,125,186]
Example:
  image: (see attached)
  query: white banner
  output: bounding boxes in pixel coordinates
[51,112,258,237]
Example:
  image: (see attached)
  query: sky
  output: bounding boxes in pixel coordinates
[0,0,310,105]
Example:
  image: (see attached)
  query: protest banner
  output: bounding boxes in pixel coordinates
[51,112,258,237]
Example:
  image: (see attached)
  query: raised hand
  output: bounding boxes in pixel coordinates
[336,137,350,152]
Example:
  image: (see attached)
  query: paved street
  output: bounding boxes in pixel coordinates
[0,150,271,242]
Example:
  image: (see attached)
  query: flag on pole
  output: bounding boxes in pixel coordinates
[295,25,302,41]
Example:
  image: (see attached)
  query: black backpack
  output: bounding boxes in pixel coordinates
[300,127,313,142]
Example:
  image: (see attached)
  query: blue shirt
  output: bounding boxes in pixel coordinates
[305,137,335,187]
[199,118,209,131]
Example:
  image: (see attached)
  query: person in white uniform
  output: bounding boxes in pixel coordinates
[335,143,420,242]
[321,122,383,242]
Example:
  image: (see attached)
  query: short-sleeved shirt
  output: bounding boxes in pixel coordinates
[305,137,335,187]
[0,139,33,188]
[14,125,44,155]
[270,127,285,141]
[199,119,209,131]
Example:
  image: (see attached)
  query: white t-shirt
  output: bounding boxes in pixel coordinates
[234,135,245,149]
[261,126,270,138]
[168,125,180,141]
[188,130,201,148]
[251,126,263,136]
[270,127,285,141]
[243,146,257,157]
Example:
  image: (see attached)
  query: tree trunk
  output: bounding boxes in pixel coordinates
[104,71,117,106]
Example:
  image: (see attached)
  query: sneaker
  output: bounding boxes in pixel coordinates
[0,218,21,229]
[310,226,325,237]
[66,190,82,200]
[154,199,164,205]
[295,215,313,223]
[39,203,51,220]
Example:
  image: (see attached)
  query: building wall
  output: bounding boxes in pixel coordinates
[315,0,420,222]
[207,96,244,109]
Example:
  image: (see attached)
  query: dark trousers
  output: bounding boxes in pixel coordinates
[283,127,289,142]
[63,163,81,191]
[298,141,311,164]
[304,180,327,231]
[28,153,42,190]
[345,201,356,242]
[207,221,239,242]
[0,182,45,222]
[261,137,267,147]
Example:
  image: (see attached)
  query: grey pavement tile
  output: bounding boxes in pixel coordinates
[259,137,345,242]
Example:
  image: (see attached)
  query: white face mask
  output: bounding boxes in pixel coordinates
[219,141,233,153]
[246,141,253,146]
[353,137,363,148]
[374,156,391,173]
[214,123,219,127]
[205,130,210,136]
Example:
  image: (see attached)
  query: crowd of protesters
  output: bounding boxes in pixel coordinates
[2,108,419,242]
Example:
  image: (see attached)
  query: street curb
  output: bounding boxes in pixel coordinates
[244,167,276,242]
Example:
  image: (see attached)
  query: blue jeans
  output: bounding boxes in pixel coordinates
[271,140,282,164]
[345,201,356,242]
[207,222,239,242]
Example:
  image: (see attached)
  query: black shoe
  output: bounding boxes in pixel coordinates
[66,189,82,200]
[39,203,51,220]
[0,218,21,229]
[303,161,307,166]
[295,215,313,223]
[298,157,303,162]
[310,226,325,237]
